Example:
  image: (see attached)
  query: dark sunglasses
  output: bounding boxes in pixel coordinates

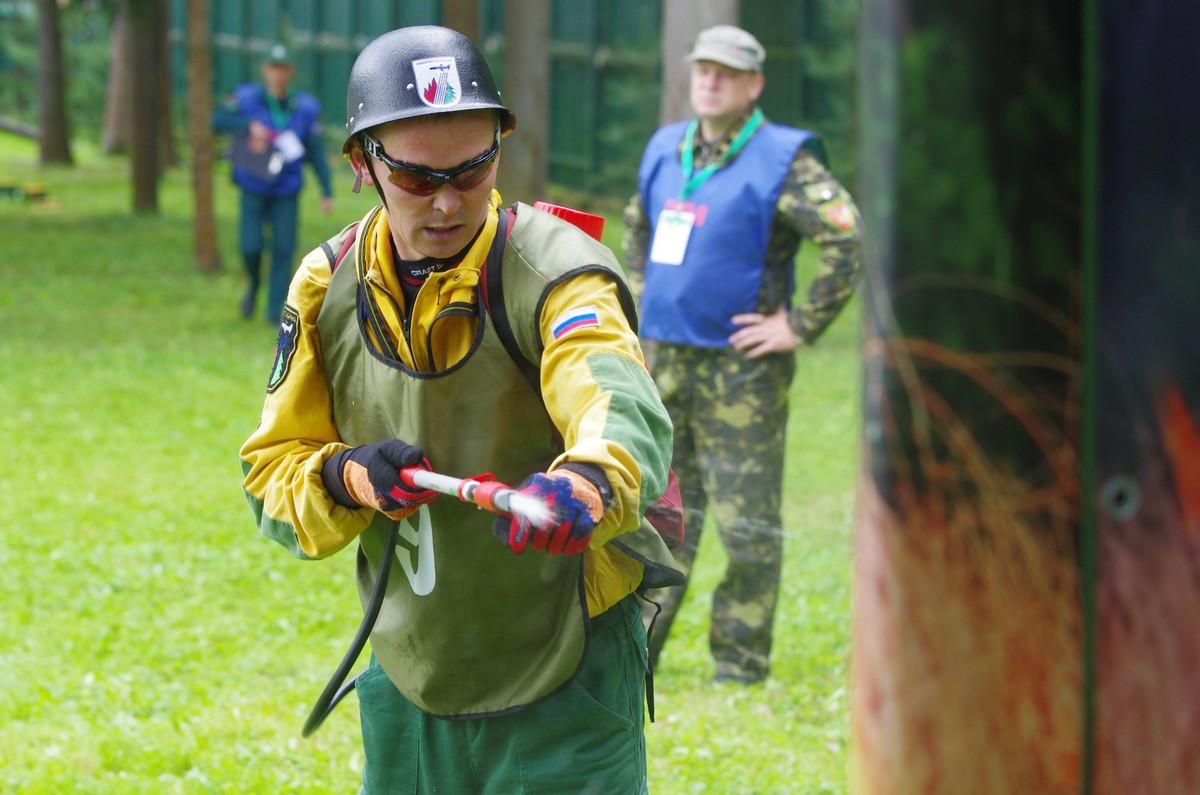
[360,124,500,196]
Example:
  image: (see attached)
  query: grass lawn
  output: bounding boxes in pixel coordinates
[0,134,860,794]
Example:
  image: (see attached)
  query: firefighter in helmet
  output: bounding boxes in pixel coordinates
[240,25,681,793]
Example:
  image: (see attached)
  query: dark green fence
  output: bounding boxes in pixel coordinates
[0,0,856,199]
[476,0,857,196]
[168,0,856,198]
[172,0,441,145]
[748,0,858,184]
[0,1,36,127]
[176,0,665,198]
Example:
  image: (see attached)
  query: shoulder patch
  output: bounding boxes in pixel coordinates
[266,304,301,393]
[551,305,601,340]
[818,197,857,233]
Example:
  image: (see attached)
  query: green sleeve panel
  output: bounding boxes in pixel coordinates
[240,457,316,561]
[587,352,673,509]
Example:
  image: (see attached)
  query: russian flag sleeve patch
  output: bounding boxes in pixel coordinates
[551,305,601,340]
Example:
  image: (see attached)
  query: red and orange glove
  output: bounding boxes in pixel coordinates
[493,465,609,555]
[323,440,438,520]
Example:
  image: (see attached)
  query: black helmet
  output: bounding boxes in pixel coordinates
[343,26,516,154]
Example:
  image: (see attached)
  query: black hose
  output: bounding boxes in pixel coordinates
[302,518,400,737]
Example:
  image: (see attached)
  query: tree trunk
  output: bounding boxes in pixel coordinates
[660,0,738,125]
[498,0,549,204]
[156,0,177,171]
[36,0,73,165]
[188,0,219,273]
[442,0,481,44]
[103,2,131,155]
[129,0,160,213]
[852,0,1092,792]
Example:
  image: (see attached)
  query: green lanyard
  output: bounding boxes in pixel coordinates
[264,92,293,131]
[679,107,764,199]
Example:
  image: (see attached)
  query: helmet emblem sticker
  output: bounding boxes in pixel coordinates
[412,57,461,109]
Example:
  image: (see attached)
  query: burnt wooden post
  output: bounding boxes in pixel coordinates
[853,1,1200,792]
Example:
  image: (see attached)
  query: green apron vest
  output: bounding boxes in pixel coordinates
[316,203,678,718]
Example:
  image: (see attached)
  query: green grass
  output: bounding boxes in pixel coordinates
[0,134,859,794]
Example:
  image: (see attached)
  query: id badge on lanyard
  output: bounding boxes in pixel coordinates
[648,208,696,265]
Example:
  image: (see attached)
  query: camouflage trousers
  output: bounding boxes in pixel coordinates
[641,342,795,682]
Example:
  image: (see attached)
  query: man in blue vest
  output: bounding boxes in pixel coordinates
[213,44,334,324]
[623,24,862,684]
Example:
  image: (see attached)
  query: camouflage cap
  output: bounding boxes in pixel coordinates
[687,25,765,73]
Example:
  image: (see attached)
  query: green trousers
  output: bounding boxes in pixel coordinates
[238,190,298,323]
[357,594,649,794]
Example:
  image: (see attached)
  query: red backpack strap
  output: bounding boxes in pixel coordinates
[320,222,360,273]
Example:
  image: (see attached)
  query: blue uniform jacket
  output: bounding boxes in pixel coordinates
[213,83,331,199]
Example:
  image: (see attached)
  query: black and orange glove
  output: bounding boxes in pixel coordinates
[493,464,609,555]
[323,440,438,520]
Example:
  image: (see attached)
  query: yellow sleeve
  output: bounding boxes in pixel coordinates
[538,270,673,547]
[239,246,373,560]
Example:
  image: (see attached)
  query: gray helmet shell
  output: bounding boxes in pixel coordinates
[344,26,515,154]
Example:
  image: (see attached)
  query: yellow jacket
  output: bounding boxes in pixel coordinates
[241,194,674,616]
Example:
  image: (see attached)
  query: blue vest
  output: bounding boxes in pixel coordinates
[637,120,814,348]
[230,84,322,197]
